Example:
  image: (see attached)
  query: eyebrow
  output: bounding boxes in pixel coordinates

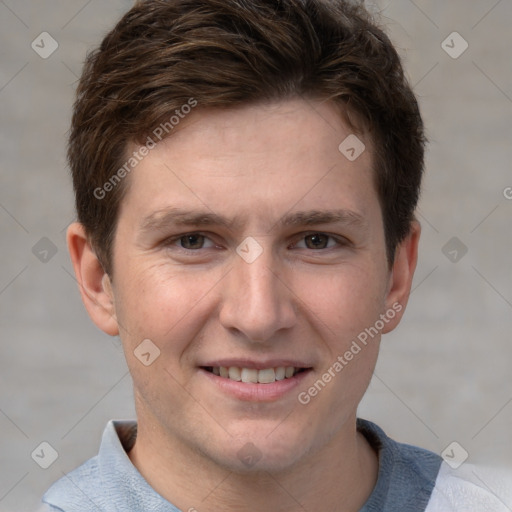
[139,208,238,233]
[139,207,368,234]
[279,209,367,230]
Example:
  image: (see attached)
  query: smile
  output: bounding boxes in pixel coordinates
[202,366,308,384]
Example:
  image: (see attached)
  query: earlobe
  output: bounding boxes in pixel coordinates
[66,222,119,336]
[381,220,421,334]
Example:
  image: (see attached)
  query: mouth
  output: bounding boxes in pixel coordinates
[198,359,314,401]
[201,366,310,384]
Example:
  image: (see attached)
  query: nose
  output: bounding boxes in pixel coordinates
[219,247,297,343]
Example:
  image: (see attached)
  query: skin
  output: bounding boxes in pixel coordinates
[68,98,420,512]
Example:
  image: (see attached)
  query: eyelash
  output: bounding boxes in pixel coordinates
[164,231,349,252]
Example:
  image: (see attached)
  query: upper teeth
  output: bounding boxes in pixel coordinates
[212,366,298,383]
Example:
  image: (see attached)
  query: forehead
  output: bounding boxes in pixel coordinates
[156,99,370,168]
[118,99,378,230]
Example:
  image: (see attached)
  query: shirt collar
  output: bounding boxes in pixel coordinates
[98,419,181,511]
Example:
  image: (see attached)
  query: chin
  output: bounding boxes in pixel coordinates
[216,448,304,475]
[207,425,314,474]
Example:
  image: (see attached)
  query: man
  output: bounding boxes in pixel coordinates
[40,0,511,510]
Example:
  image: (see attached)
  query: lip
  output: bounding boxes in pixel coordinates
[198,366,313,402]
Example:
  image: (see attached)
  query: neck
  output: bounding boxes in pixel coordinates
[128,416,378,512]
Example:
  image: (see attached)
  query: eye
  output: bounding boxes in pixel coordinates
[174,233,215,250]
[295,233,340,250]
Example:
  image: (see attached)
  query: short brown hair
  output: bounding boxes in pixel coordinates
[69,0,425,274]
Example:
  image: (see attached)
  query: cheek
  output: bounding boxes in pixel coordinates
[295,263,388,345]
[113,265,225,405]
[296,269,384,423]
[113,261,223,351]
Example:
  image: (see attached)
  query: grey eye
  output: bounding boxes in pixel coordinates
[179,234,206,249]
[297,233,336,250]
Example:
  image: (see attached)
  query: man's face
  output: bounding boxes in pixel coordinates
[103,99,406,472]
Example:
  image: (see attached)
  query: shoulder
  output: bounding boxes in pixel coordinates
[41,455,102,511]
[358,419,512,512]
[426,462,512,512]
[41,420,138,512]
[358,418,442,480]
[358,419,442,511]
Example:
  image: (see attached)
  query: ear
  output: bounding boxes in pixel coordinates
[66,222,119,336]
[381,220,421,334]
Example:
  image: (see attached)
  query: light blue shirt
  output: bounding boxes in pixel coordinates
[41,418,443,511]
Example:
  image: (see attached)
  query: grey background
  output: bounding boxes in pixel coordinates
[1,0,511,510]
